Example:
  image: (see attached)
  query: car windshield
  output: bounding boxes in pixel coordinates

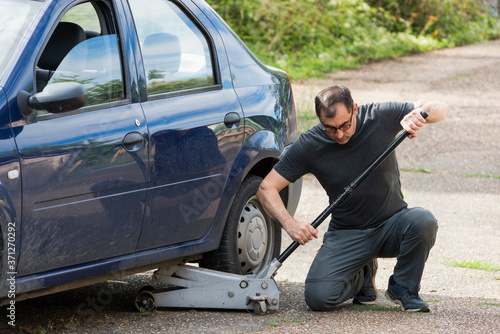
[0,0,43,80]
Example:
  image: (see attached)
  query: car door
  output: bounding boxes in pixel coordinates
[15,1,148,276]
[127,0,245,250]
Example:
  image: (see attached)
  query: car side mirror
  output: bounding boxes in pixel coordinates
[17,82,87,117]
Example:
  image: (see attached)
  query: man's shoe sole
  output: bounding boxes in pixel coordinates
[353,289,379,305]
[352,298,378,306]
[384,290,430,312]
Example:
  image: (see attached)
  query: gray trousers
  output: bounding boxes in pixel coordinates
[304,207,438,311]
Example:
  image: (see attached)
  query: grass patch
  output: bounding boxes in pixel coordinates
[351,305,400,311]
[294,87,318,135]
[468,274,483,279]
[400,167,432,173]
[425,299,441,303]
[462,173,500,179]
[269,320,279,327]
[297,114,318,135]
[452,73,475,80]
[297,114,318,121]
[478,302,500,306]
[269,318,304,327]
[442,259,500,271]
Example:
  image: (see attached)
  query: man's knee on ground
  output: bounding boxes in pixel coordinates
[304,280,347,311]
[407,208,438,241]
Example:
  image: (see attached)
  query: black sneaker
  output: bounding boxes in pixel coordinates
[353,259,378,305]
[385,275,430,312]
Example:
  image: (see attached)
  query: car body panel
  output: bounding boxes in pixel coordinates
[15,103,149,276]
[137,89,244,250]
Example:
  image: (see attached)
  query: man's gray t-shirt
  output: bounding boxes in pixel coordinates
[275,102,415,230]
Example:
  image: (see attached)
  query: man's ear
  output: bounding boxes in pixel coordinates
[353,103,358,116]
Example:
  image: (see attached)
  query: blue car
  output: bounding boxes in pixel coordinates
[0,0,301,304]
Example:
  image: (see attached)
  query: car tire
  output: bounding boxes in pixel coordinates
[200,175,281,275]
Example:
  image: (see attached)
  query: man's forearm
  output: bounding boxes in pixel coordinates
[258,170,318,244]
[257,187,296,231]
[416,100,451,123]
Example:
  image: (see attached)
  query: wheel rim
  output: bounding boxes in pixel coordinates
[236,196,274,274]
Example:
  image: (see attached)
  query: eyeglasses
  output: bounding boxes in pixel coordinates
[321,112,353,134]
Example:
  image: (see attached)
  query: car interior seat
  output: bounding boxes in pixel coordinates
[142,32,181,82]
[84,30,100,40]
[36,22,86,92]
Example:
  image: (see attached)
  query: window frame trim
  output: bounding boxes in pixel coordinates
[146,83,222,102]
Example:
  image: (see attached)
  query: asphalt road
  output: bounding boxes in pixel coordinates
[2,39,499,333]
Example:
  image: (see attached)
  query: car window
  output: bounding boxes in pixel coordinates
[36,2,124,111]
[48,35,123,106]
[61,2,101,34]
[128,0,214,95]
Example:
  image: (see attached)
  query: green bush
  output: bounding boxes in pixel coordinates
[365,0,500,44]
[207,0,500,79]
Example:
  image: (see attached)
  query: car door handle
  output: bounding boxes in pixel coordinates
[123,132,144,151]
[224,112,241,128]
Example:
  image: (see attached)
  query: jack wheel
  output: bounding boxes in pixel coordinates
[135,289,156,312]
[253,300,267,315]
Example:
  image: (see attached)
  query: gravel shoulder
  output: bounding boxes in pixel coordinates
[2,40,499,333]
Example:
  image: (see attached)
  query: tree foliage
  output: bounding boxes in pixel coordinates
[207,0,500,79]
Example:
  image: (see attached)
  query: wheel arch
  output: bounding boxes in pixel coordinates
[237,130,302,217]
[223,130,282,219]
[200,129,301,256]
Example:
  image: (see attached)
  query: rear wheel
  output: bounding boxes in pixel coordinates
[200,175,281,275]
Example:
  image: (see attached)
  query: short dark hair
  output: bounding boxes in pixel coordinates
[315,85,354,118]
